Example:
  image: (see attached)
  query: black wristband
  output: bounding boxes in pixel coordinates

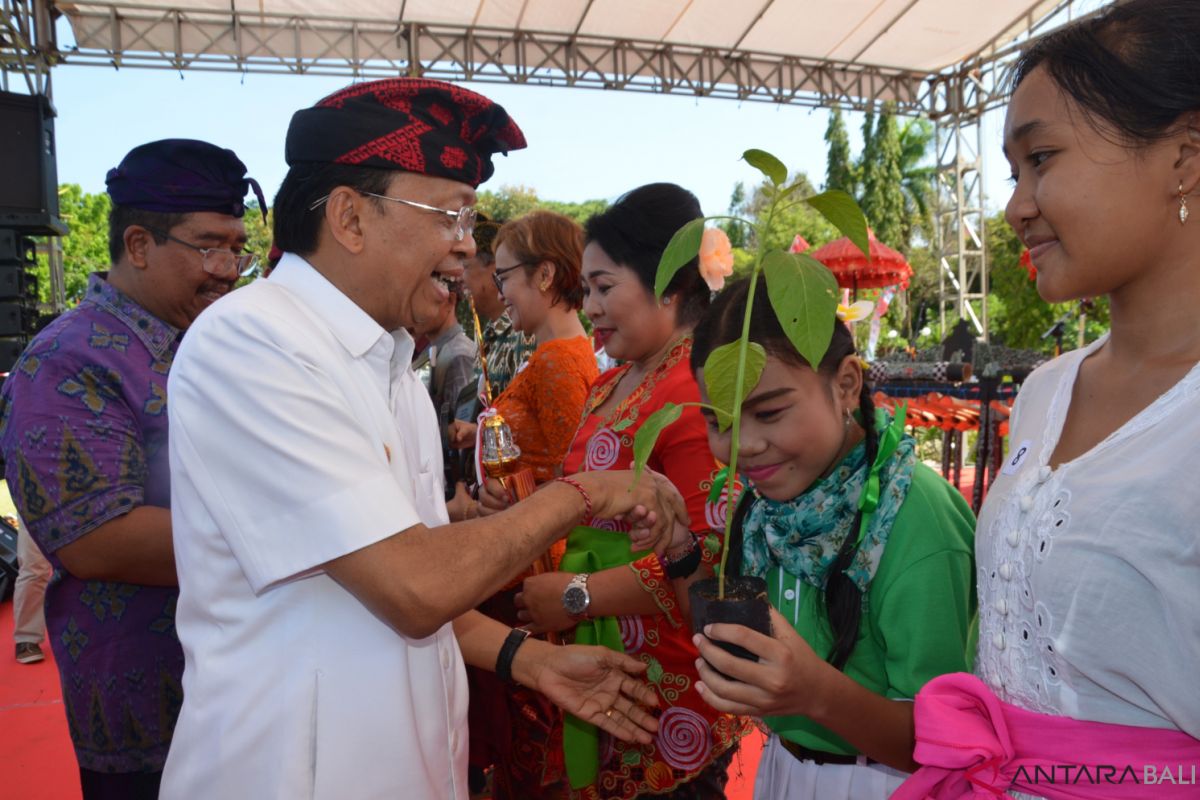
[660,536,703,579]
[495,627,532,684]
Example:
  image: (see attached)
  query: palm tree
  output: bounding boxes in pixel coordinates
[896,118,935,247]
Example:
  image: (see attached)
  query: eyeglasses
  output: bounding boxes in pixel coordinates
[145,228,259,278]
[493,262,533,293]
[308,191,477,242]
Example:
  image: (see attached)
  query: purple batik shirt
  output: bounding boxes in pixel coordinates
[0,273,184,773]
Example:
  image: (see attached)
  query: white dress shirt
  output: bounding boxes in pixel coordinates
[975,334,1200,738]
[162,254,467,799]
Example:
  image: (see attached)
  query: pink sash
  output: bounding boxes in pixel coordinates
[891,673,1200,799]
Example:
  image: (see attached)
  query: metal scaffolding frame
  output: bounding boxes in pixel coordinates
[1,0,1109,329]
[50,5,932,113]
[932,79,989,340]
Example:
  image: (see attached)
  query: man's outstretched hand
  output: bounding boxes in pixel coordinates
[516,640,660,744]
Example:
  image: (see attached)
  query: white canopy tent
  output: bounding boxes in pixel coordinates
[1,0,1113,330]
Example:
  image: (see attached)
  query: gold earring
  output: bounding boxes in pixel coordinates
[540,281,550,291]
[1181,183,1190,225]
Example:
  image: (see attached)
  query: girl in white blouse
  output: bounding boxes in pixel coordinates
[893,1,1200,798]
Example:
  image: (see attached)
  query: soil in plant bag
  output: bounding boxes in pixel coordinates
[689,575,771,678]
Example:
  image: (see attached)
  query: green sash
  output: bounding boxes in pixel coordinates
[559,525,652,789]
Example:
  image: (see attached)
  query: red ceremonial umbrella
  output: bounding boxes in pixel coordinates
[809,230,913,295]
[1019,249,1037,280]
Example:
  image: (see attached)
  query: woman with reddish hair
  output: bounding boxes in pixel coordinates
[482,184,752,799]
[468,210,599,799]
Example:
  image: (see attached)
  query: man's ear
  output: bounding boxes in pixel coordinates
[324,187,369,255]
[123,226,155,270]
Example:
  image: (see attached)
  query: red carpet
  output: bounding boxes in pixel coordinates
[0,600,81,799]
[1,598,761,799]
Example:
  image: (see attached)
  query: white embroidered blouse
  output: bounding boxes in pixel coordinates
[975,334,1200,739]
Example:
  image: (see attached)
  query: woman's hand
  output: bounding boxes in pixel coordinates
[692,607,829,719]
[515,572,578,634]
[517,640,659,745]
[477,477,512,517]
[445,481,477,522]
[662,519,698,559]
[571,469,690,554]
[447,420,477,450]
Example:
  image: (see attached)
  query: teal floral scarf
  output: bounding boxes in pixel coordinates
[742,409,917,591]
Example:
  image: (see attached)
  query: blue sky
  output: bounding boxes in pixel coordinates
[47,63,1014,221]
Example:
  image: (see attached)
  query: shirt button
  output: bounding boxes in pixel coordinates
[1019,496,1034,513]
[992,633,1006,651]
[1006,530,1020,547]
[783,589,796,601]
[995,599,1008,615]
[999,563,1013,581]
[1037,466,1052,482]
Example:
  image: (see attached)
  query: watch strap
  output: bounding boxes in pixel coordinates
[495,627,532,684]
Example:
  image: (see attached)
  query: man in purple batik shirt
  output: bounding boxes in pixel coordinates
[0,139,263,800]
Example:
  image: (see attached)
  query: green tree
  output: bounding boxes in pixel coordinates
[984,211,1108,351]
[823,107,856,195]
[32,184,111,306]
[858,104,907,250]
[476,185,541,221]
[541,198,609,226]
[737,172,839,254]
[896,118,935,246]
[243,203,273,259]
[476,185,608,226]
[721,182,748,249]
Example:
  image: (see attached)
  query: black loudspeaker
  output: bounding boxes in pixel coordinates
[0,228,39,372]
[0,91,66,235]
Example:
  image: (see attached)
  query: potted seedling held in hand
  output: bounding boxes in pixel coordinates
[629,148,871,670]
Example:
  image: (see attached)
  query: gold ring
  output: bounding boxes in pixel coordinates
[605,709,614,718]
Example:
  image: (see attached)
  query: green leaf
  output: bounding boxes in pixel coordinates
[762,250,839,370]
[703,341,767,433]
[806,189,870,259]
[631,403,683,479]
[653,218,705,298]
[611,418,634,433]
[707,466,730,505]
[646,656,664,685]
[743,149,788,187]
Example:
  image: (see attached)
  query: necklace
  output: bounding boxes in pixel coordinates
[591,334,691,429]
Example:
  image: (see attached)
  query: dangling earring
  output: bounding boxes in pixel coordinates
[540,280,551,291]
[843,407,852,429]
[1181,183,1190,225]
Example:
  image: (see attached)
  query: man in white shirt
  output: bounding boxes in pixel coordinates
[162,79,688,799]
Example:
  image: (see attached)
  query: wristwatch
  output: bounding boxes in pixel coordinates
[562,573,592,619]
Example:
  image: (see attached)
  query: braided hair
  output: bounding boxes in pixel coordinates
[691,277,878,670]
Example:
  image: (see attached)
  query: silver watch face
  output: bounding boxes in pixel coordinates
[562,585,589,616]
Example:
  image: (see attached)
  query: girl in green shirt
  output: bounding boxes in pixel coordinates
[687,278,976,800]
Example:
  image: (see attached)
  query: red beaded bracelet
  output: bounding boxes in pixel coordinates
[554,476,593,522]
